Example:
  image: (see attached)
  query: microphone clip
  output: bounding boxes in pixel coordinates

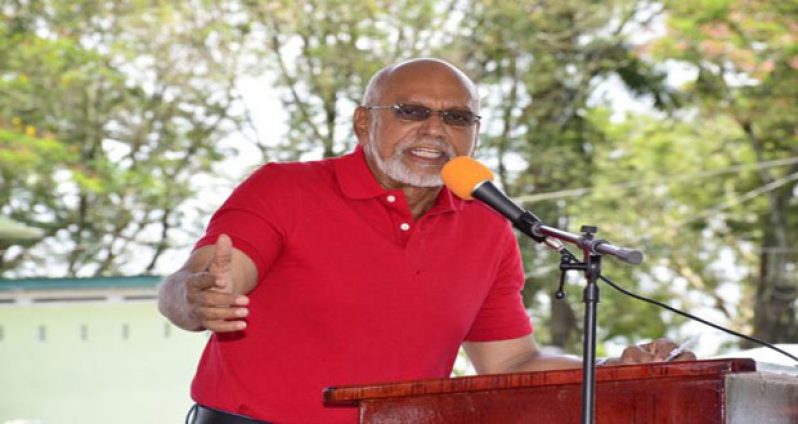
[515,211,566,253]
[556,249,581,299]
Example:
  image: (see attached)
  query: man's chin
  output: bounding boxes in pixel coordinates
[388,171,442,188]
[378,157,445,188]
[402,176,443,188]
[411,180,443,188]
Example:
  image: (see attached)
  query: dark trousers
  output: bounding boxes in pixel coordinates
[186,404,273,424]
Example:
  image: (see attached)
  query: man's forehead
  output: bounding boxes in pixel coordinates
[389,61,472,88]
[389,95,474,110]
[364,58,479,107]
[386,86,477,111]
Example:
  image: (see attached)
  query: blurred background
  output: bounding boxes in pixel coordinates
[0,0,796,422]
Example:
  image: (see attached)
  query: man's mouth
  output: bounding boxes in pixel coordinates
[408,146,448,160]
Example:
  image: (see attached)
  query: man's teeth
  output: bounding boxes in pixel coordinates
[410,147,444,159]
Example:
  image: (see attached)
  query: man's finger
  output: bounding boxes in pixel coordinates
[186,272,217,293]
[650,339,683,361]
[203,319,248,333]
[620,345,655,364]
[196,305,249,321]
[196,290,248,308]
[619,346,643,364]
[672,351,697,362]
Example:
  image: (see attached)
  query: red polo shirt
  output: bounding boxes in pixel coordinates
[190,147,533,423]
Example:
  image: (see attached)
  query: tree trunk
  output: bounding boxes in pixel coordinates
[749,208,798,347]
[742,121,798,347]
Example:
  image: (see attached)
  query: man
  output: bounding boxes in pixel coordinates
[158,58,694,423]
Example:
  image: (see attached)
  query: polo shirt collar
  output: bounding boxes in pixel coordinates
[334,145,464,213]
[434,185,464,214]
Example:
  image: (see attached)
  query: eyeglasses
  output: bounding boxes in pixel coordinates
[364,103,481,127]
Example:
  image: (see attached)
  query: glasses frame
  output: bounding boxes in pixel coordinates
[364,103,481,127]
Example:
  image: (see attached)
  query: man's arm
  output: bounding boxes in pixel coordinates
[464,334,697,374]
[463,335,580,374]
[158,234,258,332]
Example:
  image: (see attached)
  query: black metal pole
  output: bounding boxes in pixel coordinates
[581,252,601,424]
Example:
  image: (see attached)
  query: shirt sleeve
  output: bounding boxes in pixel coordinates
[194,163,293,280]
[464,223,533,341]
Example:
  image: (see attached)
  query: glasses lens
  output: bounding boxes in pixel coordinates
[442,110,475,126]
[394,104,431,121]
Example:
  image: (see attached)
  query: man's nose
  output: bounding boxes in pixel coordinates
[419,111,447,136]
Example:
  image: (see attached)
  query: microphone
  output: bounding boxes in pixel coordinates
[440,156,644,265]
[440,156,565,252]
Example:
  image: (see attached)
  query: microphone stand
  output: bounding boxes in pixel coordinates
[544,225,602,424]
[560,226,601,424]
[515,213,642,424]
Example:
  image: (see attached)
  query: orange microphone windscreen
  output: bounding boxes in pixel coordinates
[440,156,494,200]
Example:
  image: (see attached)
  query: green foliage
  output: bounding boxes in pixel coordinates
[444,0,693,351]
[0,0,246,276]
[2,0,795,352]
[651,0,798,345]
[243,0,447,159]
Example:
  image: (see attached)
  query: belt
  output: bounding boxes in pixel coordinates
[189,404,273,424]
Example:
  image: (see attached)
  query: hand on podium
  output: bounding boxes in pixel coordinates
[603,338,697,366]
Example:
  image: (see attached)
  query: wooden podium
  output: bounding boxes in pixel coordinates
[324,359,773,423]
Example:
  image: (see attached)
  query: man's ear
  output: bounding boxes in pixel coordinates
[353,106,370,145]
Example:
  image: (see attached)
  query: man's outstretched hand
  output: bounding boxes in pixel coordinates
[184,234,250,332]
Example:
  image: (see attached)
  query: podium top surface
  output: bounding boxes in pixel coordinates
[324,358,756,407]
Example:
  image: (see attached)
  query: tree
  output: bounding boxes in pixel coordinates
[4,0,792,355]
[0,127,61,267]
[450,0,681,350]
[650,0,798,345]
[0,0,248,276]
[242,0,454,160]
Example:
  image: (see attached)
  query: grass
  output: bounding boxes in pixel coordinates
[0,302,207,424]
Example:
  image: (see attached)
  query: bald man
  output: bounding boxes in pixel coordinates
[159,58,693,424]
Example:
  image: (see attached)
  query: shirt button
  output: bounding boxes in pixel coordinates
[400,223,410,231]
[386,195,396,203]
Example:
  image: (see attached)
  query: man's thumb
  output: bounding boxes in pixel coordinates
[210,234,233,273]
